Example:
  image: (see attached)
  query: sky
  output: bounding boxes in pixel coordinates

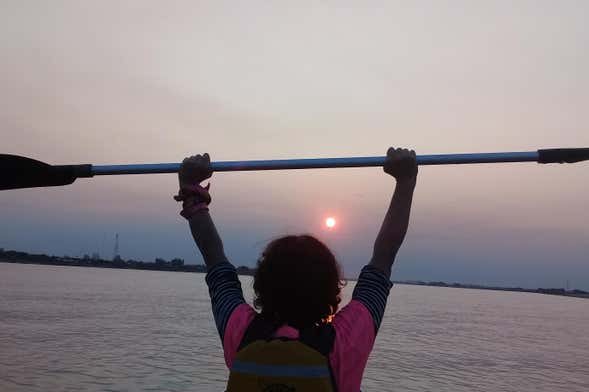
[1,1,588,289]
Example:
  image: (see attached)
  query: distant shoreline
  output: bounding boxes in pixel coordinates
[0,248,255,276]
[394,280,589,299]
[1,248,587,299]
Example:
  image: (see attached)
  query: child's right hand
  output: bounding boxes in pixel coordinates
[178,153,213,187]
[383,147,418,182]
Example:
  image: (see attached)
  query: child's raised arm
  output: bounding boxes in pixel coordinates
[176,153,228,268]
[369,147,418,278]
[176,154,247,347]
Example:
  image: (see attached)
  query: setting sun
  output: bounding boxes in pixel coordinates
[325,217,336,229]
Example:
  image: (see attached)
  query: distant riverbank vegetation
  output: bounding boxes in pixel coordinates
[1,248,586,298]
[0,248,254,275]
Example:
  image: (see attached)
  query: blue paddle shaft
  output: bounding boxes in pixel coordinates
[91,151,540,175]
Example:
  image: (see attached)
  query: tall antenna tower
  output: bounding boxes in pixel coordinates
[113,233,120,261]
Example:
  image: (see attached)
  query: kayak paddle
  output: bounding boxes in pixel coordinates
[1,148,588,191]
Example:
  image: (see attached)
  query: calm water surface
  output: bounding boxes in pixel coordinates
[1,263,587,391]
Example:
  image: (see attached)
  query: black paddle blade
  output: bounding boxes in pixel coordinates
[0,155,92,190]
[538,148,589,164]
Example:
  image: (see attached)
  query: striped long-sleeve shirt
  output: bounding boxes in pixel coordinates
[205,262,393,392]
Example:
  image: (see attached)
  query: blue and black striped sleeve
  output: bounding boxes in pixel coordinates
[204,262,246,342]
[352,265,394,334]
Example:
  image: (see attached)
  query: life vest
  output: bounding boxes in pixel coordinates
[226,315,337,391]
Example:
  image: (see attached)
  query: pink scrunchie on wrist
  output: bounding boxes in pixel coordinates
[179,200,209,219]
[173,183,211,219]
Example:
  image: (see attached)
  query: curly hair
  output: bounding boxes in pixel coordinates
[253,235,345,329]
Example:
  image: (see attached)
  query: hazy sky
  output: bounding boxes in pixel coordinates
[1,1,588,289]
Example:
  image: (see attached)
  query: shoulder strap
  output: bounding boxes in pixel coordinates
[300,323,338,392]
[237,314,278,351]
[299,322,336,356]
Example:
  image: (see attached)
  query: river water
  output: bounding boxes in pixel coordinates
[0,263,587,391]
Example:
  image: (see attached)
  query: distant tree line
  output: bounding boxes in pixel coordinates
[1,248,586,297]
[397,280,588,297]
[0,248,255,275]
